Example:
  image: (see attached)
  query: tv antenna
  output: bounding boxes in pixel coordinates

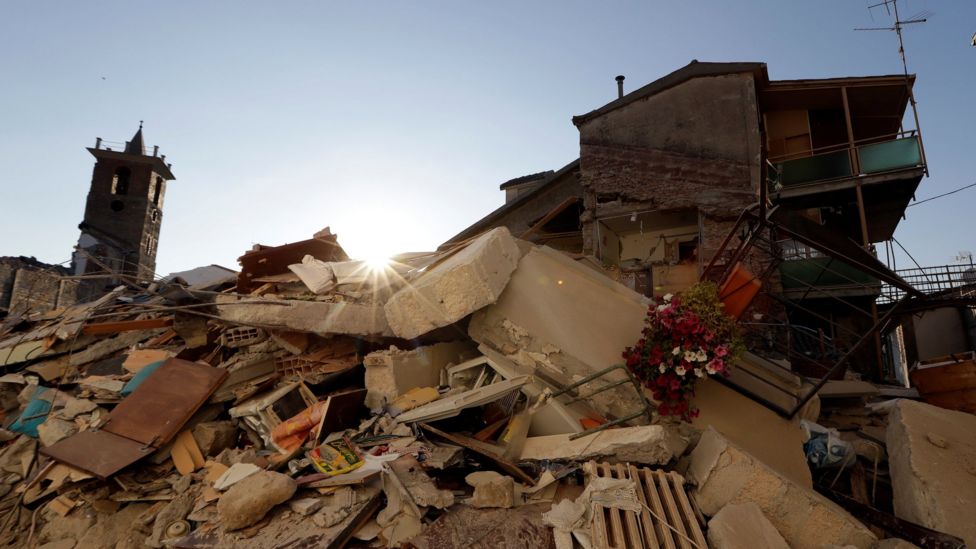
[854,0,930,177]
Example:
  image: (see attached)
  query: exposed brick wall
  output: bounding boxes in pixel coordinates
[581,144,755,216]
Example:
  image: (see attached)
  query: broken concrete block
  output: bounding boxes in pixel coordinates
[519,425,688,465]
[390,455,455,509]
[363,341,474,410]
[688,428,876,549]
[215,295,393,337]
[217,470,297,531]
[192,421,237,457]
[707,502,789,549]
[385,227,522,339]
[886,399,976,546]
[288,497,323,516]
[468,245,649,421]
[466,471,515,508]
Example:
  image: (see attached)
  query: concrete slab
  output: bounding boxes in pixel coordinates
[707,502,789,549]
[520,425,687,465]
[469,244,650,421]
[886,399,976,546]
[688,428,876,549]
[692,378,814,488]
[215,295,392,337]
[384,228,522,339]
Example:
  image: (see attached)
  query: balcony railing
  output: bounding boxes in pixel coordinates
[880,263,976,304]
[770,134,924,189]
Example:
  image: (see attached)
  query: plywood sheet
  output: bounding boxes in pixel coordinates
[41,430,151,479]
[106,358,227,446]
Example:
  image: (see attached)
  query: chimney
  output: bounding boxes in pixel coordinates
[615,75,625,99]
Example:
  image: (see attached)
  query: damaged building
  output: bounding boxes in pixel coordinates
[0,60,973,549]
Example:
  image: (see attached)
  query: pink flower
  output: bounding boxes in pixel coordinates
[715,345,728,358]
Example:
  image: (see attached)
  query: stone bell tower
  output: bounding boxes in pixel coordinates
[73,122,176,283]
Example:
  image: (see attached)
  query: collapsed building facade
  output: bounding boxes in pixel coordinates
[0,61,973,549]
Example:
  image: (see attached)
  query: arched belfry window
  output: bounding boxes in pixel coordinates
[111,167,131,195]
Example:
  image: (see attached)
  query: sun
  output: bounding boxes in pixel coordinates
[364,253,391,271]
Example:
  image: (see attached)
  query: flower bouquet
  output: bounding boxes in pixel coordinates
[622,282,743,421]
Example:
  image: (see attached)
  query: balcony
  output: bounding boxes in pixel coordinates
[772,134,923,189]
[778,241,881,299]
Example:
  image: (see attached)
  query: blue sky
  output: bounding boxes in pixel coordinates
[1,1,973,275]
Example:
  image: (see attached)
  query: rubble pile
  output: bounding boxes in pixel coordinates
[0,226,970,548]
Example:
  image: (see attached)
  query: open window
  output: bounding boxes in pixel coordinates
[111,167,130,195]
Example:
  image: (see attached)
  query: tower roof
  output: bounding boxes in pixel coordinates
[124,121,145,155]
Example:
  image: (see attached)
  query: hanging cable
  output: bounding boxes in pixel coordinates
[908,181,976,207]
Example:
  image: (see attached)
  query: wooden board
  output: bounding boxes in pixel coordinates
[171,430,206,475]
[105,358,227,447]
[587,461,706,549]
[82,317,173,335]
[41,430,153,479]
[41,359,227,478]
[419,423,535,486]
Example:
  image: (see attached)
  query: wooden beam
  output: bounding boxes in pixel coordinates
[81,317,173,335]
[519,196,579,240]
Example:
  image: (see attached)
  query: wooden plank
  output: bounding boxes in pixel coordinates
[81,317,173,335]
[602,463,626,549]
[667,472,707,549]
[653,470,692,549]
[591,501,612,549]
[629,465,661,549]
[640,469,676,549]
[40,430,153,479]
[171,430,206,475]
[418,423,535,485]
[615,463,645,549]
[105,358,227,447]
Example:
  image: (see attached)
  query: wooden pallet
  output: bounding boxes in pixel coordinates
[587,461,707,549]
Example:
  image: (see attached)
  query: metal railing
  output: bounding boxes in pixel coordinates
[93,138,165,159]
[881,263,976,303]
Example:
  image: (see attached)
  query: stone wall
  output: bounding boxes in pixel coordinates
[576,73,762,262]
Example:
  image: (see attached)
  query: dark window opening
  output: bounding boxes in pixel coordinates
[678,239,699,263]
[150,176,163,206]
[110,200,124,212]
[111,167,131,195]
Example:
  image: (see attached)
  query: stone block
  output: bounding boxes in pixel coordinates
[192,421,237,457]
[385,227,522,339]
[217,470,296,531]
[466,471,515,508]
[707,502,789,549]
[688,428,876,549]
[886,399,976,546]
[288,497,323,516]
[363,341,475,409]
[215,295,392,337]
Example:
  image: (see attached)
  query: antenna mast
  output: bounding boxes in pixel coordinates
[855,0,929,177]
